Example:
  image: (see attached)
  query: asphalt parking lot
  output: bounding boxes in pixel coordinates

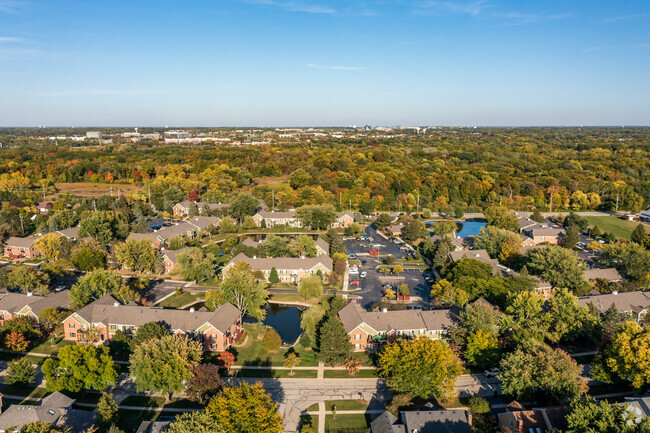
[346,226,430,309]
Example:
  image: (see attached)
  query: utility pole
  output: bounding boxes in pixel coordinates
[549,192,553,214]
[416,192,420,214]
[349,199,351,212]
[110,186,113,197]
[93,199,97,212]
[616,192,619,213]
[148,184,151,206]
[19,212,24,235]
[339,191,342,209]
[272,189,275,210]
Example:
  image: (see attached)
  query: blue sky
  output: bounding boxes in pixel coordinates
[0,0,648,126]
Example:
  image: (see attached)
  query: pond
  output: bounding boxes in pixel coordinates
[245,303,303,344]
[455,221,487,238]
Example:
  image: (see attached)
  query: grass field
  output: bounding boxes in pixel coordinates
[157,291,204,308]
[306,400,369,412]
[325,414,371,431]
[583,216,643,240]
[323,369,378,379]
[30,337,75,355]
[53,182,142,197]
[236,368,318,378]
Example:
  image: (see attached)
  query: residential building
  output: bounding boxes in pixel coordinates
[578,291,650,325]
[315,237,329,256]
[448,249,518,278]
[371,404,471,433]
[241,237,261,248]
[56,226,80,240]
[223,253,332,284]
[584,268,623,283]
[524,226,566,245]
[0,392,96,433]
[338,303,459,352]
[127,220,202,248]
[172,201,229,217]
[86,131,103,139]
[386,224,404,237]
[252,210,302,228]
[3,235,43,259]
[331,210,355,228]
[0,291,72,325]
[498,401,568,433]
[63,295,242,351]
[638,209,650,224]
[624,394,650,423]
[161,247,190,274]
[186,216,221,232]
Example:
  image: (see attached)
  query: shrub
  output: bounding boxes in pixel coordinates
[468,395,490,414]
[262,328,282,352]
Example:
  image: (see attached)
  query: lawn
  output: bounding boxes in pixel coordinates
[120,395,204,409]
[325,414,371,431]
[583,216,644,240]
[268,293,325,306]
[53,182,142,198]
[117,409,165,430]
[306,400,369,412]
[236,369,318,378]
[300,415,318,432]
[0,385,49,400]
[323,369,378,379]
[157,291,204,308]
[30,336,75,355]
[197,276,220,287]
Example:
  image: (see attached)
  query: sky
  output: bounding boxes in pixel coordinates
[0,0,648,126]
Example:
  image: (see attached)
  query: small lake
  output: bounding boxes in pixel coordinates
[455,221,487,238]
[245,303,303,344]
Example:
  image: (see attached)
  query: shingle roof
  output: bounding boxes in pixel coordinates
[402,409,472,433]
[584,268,622,282]
[56,226,80,239]
[529,227,565,237]
[242,238,260,248]
[370,410,406,433]
[227,253,333,272]
[338,303,459,334]
[338,210,355,219]
[315,238,329,254]
[256,210,297,219]
[0,392,75,431]
[162,247,191,264]
[0,291,71,316]
[577,291,650,314]
[4,235,42,248]
[186,216,220,230]
[72,295,240,334]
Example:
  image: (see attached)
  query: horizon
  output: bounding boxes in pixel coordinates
[1,0,649,126]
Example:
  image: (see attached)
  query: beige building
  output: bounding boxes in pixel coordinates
[252,210,302,228]
[223,253,332,284]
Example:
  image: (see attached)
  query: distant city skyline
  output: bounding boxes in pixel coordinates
[0,0,648,126]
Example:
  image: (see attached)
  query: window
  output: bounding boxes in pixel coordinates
[70,333,76,338]
[211,343,217,349]
[355,344,361,350]
[110,325,116,330]
[355,334,361,340]
[211,334,216,339]
[68,323,75,328]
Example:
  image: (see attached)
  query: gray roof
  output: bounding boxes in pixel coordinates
[242,238,261,248]
[255,210,297,219]
[338,210,355,219]
[72,295,240,334]
[584,268,623,282]
[4,235,42,248]
[56,226,80,239]
[577,291,650,314]
[449,249,492,263]
[315,238,329,253]
[402,409,472,433]
[0,291,72,316]
[386,224,404,234]
[162,247,191,264]
[176,201,228,211]
[136,421,173,433]
[370,410,406,433]
[186,216,220,230]
[528,227,565,237]
[518,216,540,230]
[0,392,75,431]
[338,303,458,334]
[228,253,333,272]
[624,395,650,423]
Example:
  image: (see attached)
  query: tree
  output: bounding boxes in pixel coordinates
[324,228,345,255]
[70,269,138,306]
[530,209,544,223]
[5,331,28,352]
[600,241,650,283]
[378,265,390,276]
[42,345,117,392]
[392,264,403,276]
[229,193,260,221]
[215,262,268,320]
[283,352,301,374]
[591,225,602,238]
[262,327,282,351]
[71,248,106,271]
[186,364,224,403]
[97,392,118,427]
[220,217,237,233]
[344,357,361,376]
[18,422,71,433]
[430,279,469,306]
[483,206,518,232]
[297,204,337,230]
[565,396,650,433]
[375,213,392,229]
[601,304,624,344]
[398,283,409,297]
[108,329,132,360]
[217,351,235,375]
[130,335,202,402]
[188,202,199,217]
[289,168,311,189]
[177,248,218,281]
[300,304,328,345]
[464,330,501,368]
[434,221,456,237]
[268,267,280,284]
[402,220,424,242]
[298,274,323,300]
[0,315,41,341]
[130,321,171,349]
[598,321,650,389]
[546,287,598,343]
[384,287,396,300]
[5,358,36,385]
[168,236,186,250]
[504,290,549,343]
[527,245,586,292]
[460,301,501,337]
[206,382,283,433]
[498,341,587,402]
[115,239,159,272]
[318,314,353,366]
[473,226,521,263]
[563,224,580,249]
[34,233,70,261]
[379,338,463,400]
[167,411,223,433]
[7,266,50,295]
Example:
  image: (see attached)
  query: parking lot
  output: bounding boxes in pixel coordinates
[345,225,431,309]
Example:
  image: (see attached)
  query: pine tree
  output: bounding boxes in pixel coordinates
[269,267,280,284]
[591,225,602,238]
[97,392,118,426]
[563,224,580,249]
[318,315,352,366]
[631,224,646,245]
[530,209,544,223]
[601,304,623,344]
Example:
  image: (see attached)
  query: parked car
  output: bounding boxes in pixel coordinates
[348,299,359,304]
[350,279,360,285]
[360,271,367,278]
[484,368,500,377]
[407,305,423,310]
[349,268,359,275]
[348,254,357,259]
[368,249,379,256]
[55,285,66,292]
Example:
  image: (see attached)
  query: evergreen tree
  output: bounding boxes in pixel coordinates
[591,225,602,238]
[631,224,646,246]
[433,240,450,270]
[188,203,199,217]
[318,315,352,366]
[530,209,544,223]
[97,392,119,426]
[268,267,280,284]
[563,224,580,249]
[601,304,623,344]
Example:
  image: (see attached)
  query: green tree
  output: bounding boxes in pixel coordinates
[483,206,518,232]
[108,329,132,360]
[262,327,282,351]
[71,248,106,271]
[115,239,159,272]
[214,262,268,319]
[460,301,501,337]
[97,392,119,427]
[601,304,624,344]
[598,321,650,389]
[42,345,117,392]
[5,358,36,385]
[177,248,218,281]
[498,341,586,402]
[220,216,237,233]
[229,193,260,221]
[402,219,424,242]
[591,225,602,238]
[298,274,323,300]
[268,267,280,284]
[300,304,328,346]
[563,224,580,249]
[430,279,469,306]
[318,314,353,366]
[289,168,311,189]
[19,422,71,433]
[434,221,456,237]
[565,396,650,433]
[527,245,586,292]
[530,209,544,223]
[168,236,186,250]
[464,330,501,368]
[130,335,202,402]
[473,226,521,263]
[600,241,650,283]
[130,321,171,349]
[324,228,345,255]
[206,382,283,433]
[375,213,392,229]
[70,269,138,306]
[546,287,598,343]
[241,215,257,229]
[167,411,223,433]
[297,204,337,230]
[379,338,463,399]
[7,266,50,295]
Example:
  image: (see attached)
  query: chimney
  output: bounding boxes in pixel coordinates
[113,302,119,307]
[382,308,388,313]
[26,292,33,297]
[253,255,257,259]
[612,291,618,295]
[190,307,195,313]
[475,254,480,257]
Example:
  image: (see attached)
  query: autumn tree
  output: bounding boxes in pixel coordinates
[262,328,282,351]
[186,363,224,403]
[298,274,323,300]
[115,239,159,272]
[596,321,650,389]
[177,247,218,281]
[483,206,519,232]
[564,396,650,433]
[166,411,223,433]
[430,279,469,306]
[34,233,70,261]
[206,382,283,433]
[283,351,301,375]
[526,245,586,292]
[5,331,29,352]
[473,226,521,263]
[379,338,463,400]
[5,358,36,385]
[42,345,117,392]
[6,265,50,295]
[211,262,268,319]
[464,330,501,368]
[70,269,139,306]
[130,335,202,402]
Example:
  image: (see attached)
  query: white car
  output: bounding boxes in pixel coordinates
[484,368,500,377]
[348,268,359,275]
[360,271,367,278]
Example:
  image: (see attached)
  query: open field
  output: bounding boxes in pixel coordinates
[157,291,204,308]
[583,215,644,240]
[53,182,142,197]
[253,175,290,186]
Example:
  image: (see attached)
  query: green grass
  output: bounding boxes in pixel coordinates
[323,369,378,379]
[120,395,204,409]
[306,400,369,412]
[583,216,644,240]
[157,291,204,308]
[197,276,220,287]
[300,415,318,432]
[0,385,49,400]
[117,409,165,430]
[268,293,325,305]
[325,414,371,431]
[235,369,318,378]
[30,336,75,355]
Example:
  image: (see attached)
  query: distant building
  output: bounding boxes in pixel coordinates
[331,211,355,228]
[223,253,332,284]
[86,131,103,139]
[252,210,302,228]
[0,291,72,325]
[583,268,623,283]
[161,247,190,274]
[578,291,650,325]
[172,201,228,217]
[371,404,471,433]
[3,234,43,259]
[524,226,566,246]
